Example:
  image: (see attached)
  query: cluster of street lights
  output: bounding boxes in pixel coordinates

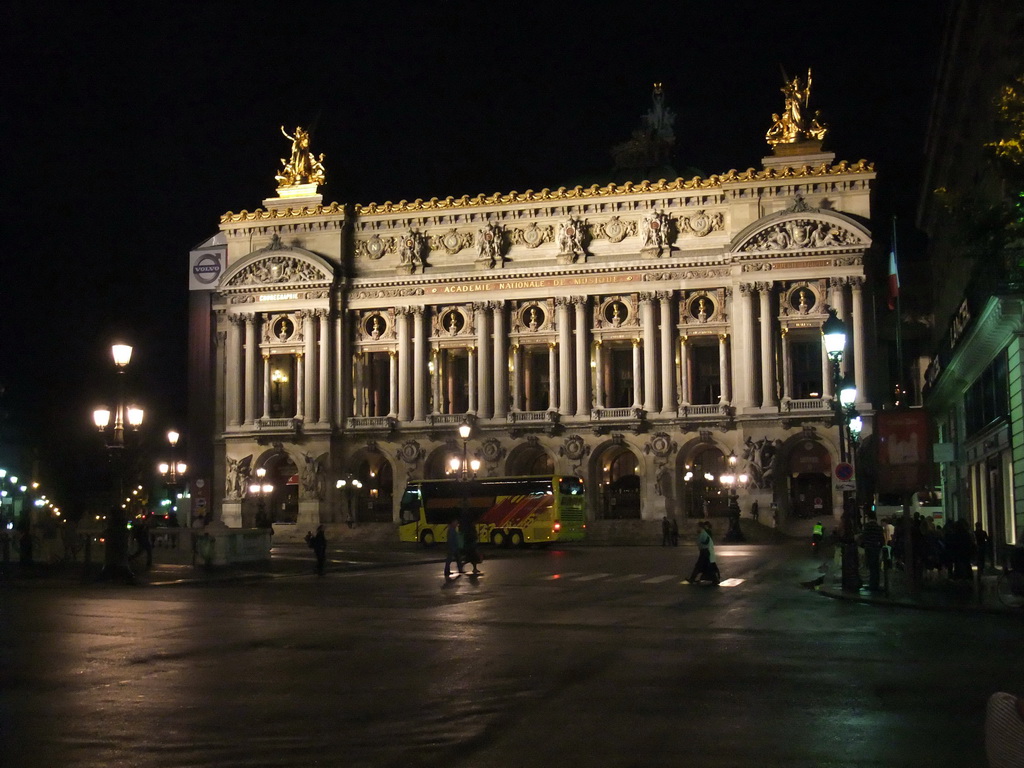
[158,430,188,523]
[92,343,144,583]
[336,475,363,526]
[822,308,862,591]
[450,421,481,531]
[250,467,274,529]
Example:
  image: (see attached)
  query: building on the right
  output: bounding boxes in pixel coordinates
[918,0,1024,558]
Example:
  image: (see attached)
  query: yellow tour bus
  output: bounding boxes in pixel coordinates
[398,474,586,547]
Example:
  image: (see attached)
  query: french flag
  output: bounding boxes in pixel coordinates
[887,250,900,310]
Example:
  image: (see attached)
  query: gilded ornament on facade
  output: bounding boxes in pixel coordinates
[556,217,587,263]
[358,234,393,260]
[640,211,673,254]
[679,210,724,238]
[475,223,506,269]
[510,223,554,249]
[227,256,326,287]
[598,216,635,243]
[275,126,326,187]
[765,69,829,148]
[397,230,427,274]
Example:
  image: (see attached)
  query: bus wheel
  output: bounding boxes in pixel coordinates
[421,530,435,547]
[491,530,506,547]
[509,530,525,548]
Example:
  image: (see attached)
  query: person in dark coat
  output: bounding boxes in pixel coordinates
[661,516,671,546]
[858,511,885,591]
[308,525,327,575]
[460,509,481,575]
[975,521,990,574]
[444,519,464,579]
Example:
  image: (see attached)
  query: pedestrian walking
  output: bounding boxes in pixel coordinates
[670,517,679,546]
[858,511,885,591]
[444,518,464,579]
[751,500,759,523]
[771,501,779,529]
[688,524,712,581]
[703,521,721,585]
[307,524,327,575]
[976,521,990,574]
[661,516,671,546]
[460,508,482,575]
[129,517,153,568]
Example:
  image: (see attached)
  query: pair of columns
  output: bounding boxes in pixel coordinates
[225,310,331,426]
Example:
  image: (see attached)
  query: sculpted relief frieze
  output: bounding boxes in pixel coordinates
[225,256,328,287]
[737,218,864,253]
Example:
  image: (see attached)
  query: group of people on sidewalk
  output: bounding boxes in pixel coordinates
[444,516,482,580]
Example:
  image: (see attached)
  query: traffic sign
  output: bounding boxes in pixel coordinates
[834,462,855,482]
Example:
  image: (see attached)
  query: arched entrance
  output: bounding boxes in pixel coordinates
[787,438,832,519]
[680,446,731,518]
[350,455,394,522]
[246,451,299,526]
[506,444,554,475]
[595,444,640,519]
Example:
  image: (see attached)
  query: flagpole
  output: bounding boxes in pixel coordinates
[892,216,905,403]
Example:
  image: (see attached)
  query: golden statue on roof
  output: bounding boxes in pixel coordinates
[276,126,326,188]
[766,68,829,148]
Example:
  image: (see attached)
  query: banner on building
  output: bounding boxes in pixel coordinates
[189,244,226,291]
[876,409,933,493]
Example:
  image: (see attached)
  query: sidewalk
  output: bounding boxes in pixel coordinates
[0,541,443,588]
[816,556,1019,615]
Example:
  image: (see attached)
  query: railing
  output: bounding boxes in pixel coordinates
[591,407,643,421]
[507,410,557,424]
[428,413,471,427]
[346,416,397,430]
[785,398,830,412]
[680,403,723,417]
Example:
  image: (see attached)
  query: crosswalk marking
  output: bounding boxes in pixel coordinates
[542,572,741,587]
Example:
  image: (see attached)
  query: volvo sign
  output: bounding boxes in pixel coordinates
[189,247,225,291]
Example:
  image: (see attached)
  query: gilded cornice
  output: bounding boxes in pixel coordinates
[221,201,347,224]
[220,160,873,223]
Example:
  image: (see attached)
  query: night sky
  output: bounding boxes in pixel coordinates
[2,1,946,505]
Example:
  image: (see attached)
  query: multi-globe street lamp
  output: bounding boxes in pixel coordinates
[157,430,188,524]
[822,309,860,591]
[92,343,144,583]
[249,467,274,530]
[450,421,481,534]
[336,476,363,526]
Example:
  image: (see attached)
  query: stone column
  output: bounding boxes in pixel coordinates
[295,352,305,419]
[556,298,572,416]
[733,284,755,410]
[851,277,868,406]
[492,302,508,418]
[431,347,441,415]
[679,336,690,406]
[226,315,243,427]
[632,338,642,409]
[831,277,849,377]
[718,333,730,404]
[396,308,412,422]
[574,297,590,417]
[413,307,427,422]
[243,314,258,426]
[262,354,271,419]
[548,342,559,412]
[334,310,344,422]
[641,293,658,412]
[302,310,316,421]
[388,350,398,418]
[318,310,330,426]
[593,340,605,410]
[512,343,522,412]
[467,347,477,414]
[353,352,364,417]
[658,292,674,415]
[758,283,777,409]
[821,334,834,401]
[781,330,793,401]
[475,303,492,418]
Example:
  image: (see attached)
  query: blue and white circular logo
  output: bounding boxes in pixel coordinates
[193,253,222,285]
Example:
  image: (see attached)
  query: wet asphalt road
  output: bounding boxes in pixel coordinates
[1,542,1018,767]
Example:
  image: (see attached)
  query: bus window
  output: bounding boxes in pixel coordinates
[399,488,421,526]
[558,477,584,496]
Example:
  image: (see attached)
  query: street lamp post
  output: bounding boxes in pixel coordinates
[92,343,144,584]
[157,430,188,526]
[249,468,274,531]
[336,476,364,527]
[822,309,860,592]
[450,421,481,535]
